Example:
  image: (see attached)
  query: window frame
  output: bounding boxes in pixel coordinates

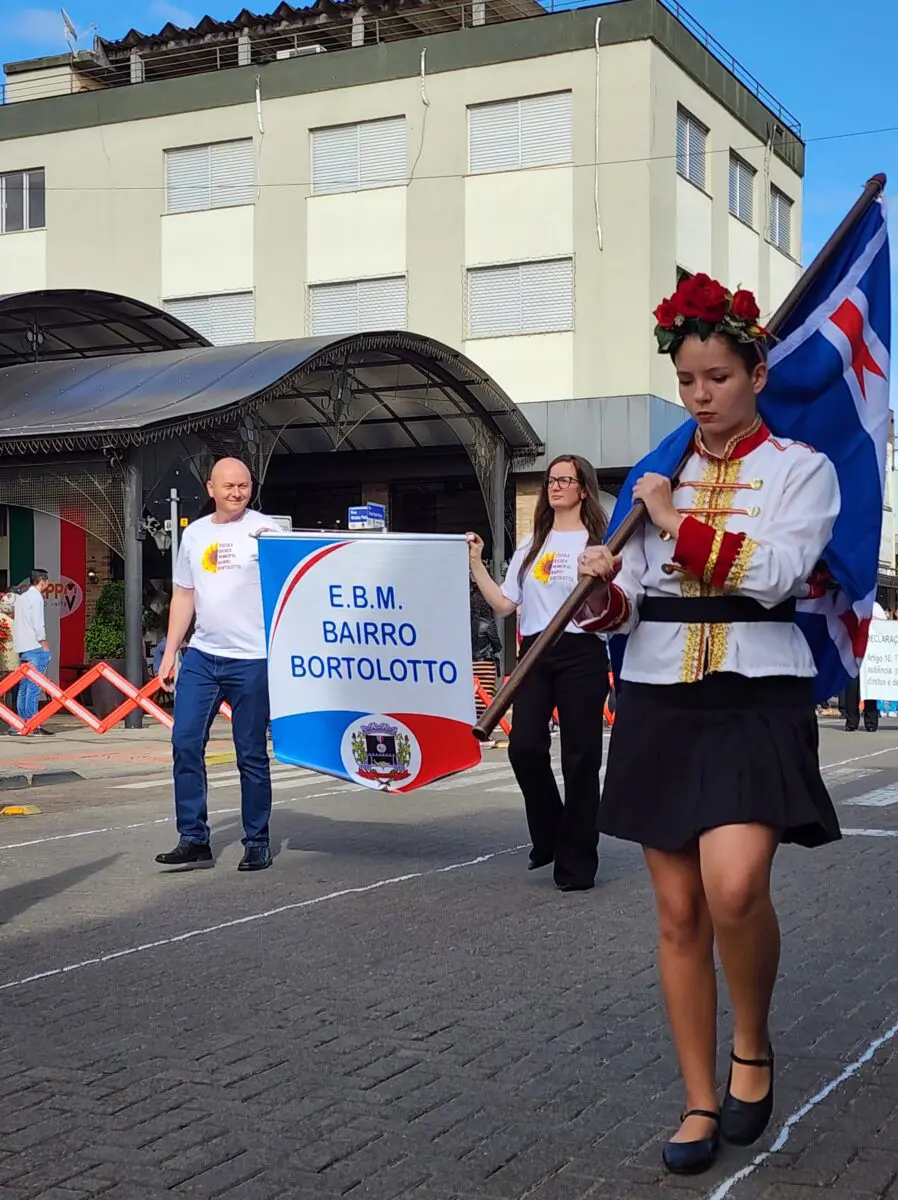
[310,117,407,197]
[164,139,255,215]
[676,107,708,193]
[728,152,756,228]
[306,275,409,337]
[464,256,575,340]
[163,290,256,345]
[0,167,46,234]
[769,184,793,256]
[467,90,573,175]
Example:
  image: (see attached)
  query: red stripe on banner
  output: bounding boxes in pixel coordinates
[271,542,348,642]
[59,520,86,685]
[389,713,481,792]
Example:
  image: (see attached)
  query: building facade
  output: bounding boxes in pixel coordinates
[1,0,804,553]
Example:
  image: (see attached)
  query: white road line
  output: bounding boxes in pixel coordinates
[0,844,528,994]
[821,744,898,771]
[112,764,308,791]
[842,785,898,808]
[823,766,880,786]
[842,827,898,837]
[0,792,337,851]
[707,1016,898,1200]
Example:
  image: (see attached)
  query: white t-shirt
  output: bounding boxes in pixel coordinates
[174,510,273,659]
[501,529,590,636]
[13,587,46,654]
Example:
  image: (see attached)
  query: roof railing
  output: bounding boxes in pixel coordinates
[0,0,801,138]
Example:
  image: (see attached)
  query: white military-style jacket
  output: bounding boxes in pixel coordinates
[576,419,841,685]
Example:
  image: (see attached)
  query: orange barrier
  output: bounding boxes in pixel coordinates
[604,672,615,727]
[472,675,511,737]
[0,661,233,735]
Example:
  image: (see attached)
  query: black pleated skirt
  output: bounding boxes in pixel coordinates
[600,672,841,852]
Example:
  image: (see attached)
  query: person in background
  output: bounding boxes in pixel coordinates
[467,454,609,892]
[0,592,18,720]
[842,599,887,732]
[471,583,503,750]
[154,458,278,872]
[11,569,54,736]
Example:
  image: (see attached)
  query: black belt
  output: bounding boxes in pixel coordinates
[638,597,796,624]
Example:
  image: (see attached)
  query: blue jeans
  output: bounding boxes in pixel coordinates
[17,649,51,722]
[172,648,272,846]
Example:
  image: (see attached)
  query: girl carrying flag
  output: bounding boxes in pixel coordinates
[575,274,842,1175]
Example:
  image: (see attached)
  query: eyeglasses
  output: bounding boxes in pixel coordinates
[545,475,578,490]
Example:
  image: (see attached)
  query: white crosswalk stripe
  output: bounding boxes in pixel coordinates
[842,784,898,808]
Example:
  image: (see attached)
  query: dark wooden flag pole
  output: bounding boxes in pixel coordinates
[472,173,887,742]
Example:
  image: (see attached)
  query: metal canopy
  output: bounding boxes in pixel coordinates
[0,332,541,461]
[0,289,210,368]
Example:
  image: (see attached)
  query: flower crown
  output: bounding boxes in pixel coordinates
[653,273,768,355]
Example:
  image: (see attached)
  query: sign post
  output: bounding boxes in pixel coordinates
[258,531,479,792]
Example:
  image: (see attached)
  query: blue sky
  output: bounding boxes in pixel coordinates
[3,0,898,386]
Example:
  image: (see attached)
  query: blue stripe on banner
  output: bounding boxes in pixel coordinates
[259,537,339,635]
[270,709,365,777]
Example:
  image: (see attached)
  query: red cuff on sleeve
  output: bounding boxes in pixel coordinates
[574,583,630,633]
[672,516,747,588]
[672,516,716,580]
[708,531,746,590]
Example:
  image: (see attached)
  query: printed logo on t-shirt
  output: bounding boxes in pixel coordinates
[533,552,556,584]
[200,540,244,574]
[533,549,577,586]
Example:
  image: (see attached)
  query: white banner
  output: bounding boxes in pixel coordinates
[860,619,898,700]
[258,531,480,792]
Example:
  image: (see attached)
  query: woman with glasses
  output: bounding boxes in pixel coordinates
[467,455,609,891]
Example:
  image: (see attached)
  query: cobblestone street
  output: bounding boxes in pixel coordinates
[0,722,895,1200]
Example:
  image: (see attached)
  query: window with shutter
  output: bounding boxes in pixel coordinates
[0,168,45,234]
[676,108,707,191]
[466,259,573,338]
[165,140,254,213]
[308,277,407,336]
[728,153,755,226]
[164,292,255,345]
[468,92,572,174]
[311,118,406,196]
[769,186,792,255]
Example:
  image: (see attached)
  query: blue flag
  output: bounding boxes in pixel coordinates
[607,197,891,703]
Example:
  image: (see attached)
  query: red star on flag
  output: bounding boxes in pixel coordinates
[829,297,886,399]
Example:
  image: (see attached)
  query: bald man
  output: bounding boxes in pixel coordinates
[156,458,277,872]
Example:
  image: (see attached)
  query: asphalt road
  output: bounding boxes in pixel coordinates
[0,720,895,1200]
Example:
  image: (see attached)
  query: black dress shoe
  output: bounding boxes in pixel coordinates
[155,842,214,868]
[238,844,272,872]
[721,1045,774,1146]
[528,852,553,871]
[37,726,56,736]
[662,1109,721,1175]
[556,880,595,892]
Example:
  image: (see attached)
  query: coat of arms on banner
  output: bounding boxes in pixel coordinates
[340,715,422,789]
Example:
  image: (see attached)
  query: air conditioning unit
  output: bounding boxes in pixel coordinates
[276,45,327,59]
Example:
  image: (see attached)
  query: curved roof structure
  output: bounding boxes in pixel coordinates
[0,331,542,459]
[0,289,210,368]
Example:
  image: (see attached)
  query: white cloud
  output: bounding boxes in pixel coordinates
[7,7,69,48]
[149,0,196,27]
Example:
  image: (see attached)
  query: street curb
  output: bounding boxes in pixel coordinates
[0,770,85,792]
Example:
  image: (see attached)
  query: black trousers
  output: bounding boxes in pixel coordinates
[842,674,879,731]
[508,632,608,887]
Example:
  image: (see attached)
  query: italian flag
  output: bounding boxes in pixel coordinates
[7,507,86,685]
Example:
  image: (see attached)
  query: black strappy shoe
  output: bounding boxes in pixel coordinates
[721,1045,775,1146]
[661,1109,721,1175]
